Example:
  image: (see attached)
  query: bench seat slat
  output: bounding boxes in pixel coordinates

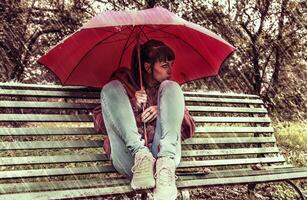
[181,147,279,157]
[0,141,103,150]
[0,102,268,113]
[0,114,92,122]
[187,106,267,113]
[183,136,276,144]
[0,114,271,123]
[0,101,97,109]
[0,185,132,200]
[0,166,116,179]
[196,126,274,133]
[1,136,276,150]
[0,154,108,166]
[178,156,285,168]
[0,156,286,180]
[1,169,306,200]
[2,167,305,194]
[0,147,280,166]
[193,116,271,123]
[184,97,263,104]
[177,171,307,188]
[183,91,259,98]
[0,178,130,194]
[0,128,97,136]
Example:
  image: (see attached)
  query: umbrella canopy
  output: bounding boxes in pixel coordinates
[38,6,235,88]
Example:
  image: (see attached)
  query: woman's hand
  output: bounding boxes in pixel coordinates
[141,106,158,123]
[135,88,147,109]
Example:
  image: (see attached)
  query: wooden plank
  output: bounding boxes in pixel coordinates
[0,178,129,194]
[177,165,301,178]
[186,106,267,113]
[0,156,285,179]
[1,147,279,166]
[193,116,271,123]
[2,166,303,194]
[0,83,258,97]
[0,89,100,98]
[0,185,132,200]
[0,114,92,122]
[183,91,259,98]
[0,101,97,109]
[178,156,285,168]
[2,170,307,200]
[0,115,269,124]
[195,126,274,133]
[181,147,279,157]
[0,154,108,166]
[184,96,263,104]
[0,166,307,193]
[0,140,103,150]
[0,127,98,136]
[182,136,276,145]
[0,166,116,179]
[0,82,97,91]
[177,171,307,188]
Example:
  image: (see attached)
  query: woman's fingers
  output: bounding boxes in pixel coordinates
[135,90,147,108]
[141,106,158,123]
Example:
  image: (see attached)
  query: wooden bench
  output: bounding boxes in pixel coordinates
[0,82,306,200]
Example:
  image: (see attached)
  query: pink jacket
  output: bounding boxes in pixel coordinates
[92,67,195,159]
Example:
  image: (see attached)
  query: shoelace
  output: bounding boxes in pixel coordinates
[155,166,178,186]
[131,154,153,175]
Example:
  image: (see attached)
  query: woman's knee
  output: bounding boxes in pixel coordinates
[158,80,182,93]
[100,80,125,99]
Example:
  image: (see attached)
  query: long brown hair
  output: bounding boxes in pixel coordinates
[130,39,175,88]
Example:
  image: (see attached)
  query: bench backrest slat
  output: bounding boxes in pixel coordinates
[0,127,97,136]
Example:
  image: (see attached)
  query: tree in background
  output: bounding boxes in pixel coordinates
[0,0,95,83]
[0,0,305,121]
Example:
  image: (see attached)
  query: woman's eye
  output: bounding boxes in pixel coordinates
[162,64,169,68]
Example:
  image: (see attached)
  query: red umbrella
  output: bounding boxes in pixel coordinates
[38,6,235,88]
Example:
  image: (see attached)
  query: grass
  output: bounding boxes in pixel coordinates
[274,121,307,167]
[263,121,307,200]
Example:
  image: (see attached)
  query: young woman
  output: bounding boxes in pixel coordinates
[97,39,195,200]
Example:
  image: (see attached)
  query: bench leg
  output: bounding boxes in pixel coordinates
[181,189,190,200]
[285,180,305,200]
[247,183,256,199]
[141,192,148,200]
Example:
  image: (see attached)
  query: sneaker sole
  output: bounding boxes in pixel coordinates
[131,179,155,190]
[153,188,178,200]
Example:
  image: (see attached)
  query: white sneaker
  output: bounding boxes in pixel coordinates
[131,149,155,190]
[154,157,178,200]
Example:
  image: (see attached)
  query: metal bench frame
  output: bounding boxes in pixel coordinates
[0,82,306,200]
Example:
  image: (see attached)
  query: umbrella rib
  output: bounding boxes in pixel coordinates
[117,26,137,69]
[145,25,213,68]
[121,26,149,53]
[120,25,169,55]
[142,25,171,36]
[63,26,130,84]
[139,26,149,41]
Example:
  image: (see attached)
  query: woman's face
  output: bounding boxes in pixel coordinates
[152,60,174,82]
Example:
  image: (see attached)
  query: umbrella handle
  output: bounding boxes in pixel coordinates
[137,33,148,146]
[142,103,148,147]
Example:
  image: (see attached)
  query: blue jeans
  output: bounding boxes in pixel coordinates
[100,80,185,178]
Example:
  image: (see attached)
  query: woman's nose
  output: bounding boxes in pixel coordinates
[167,68,172,74]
